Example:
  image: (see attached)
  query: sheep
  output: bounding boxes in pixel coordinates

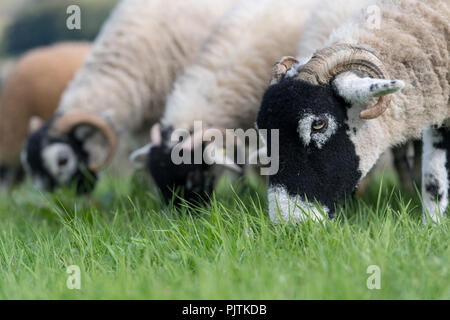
[255,0,449,224]
[130,0,317,203]
[0,42,91,189]
[294,0,422,195]
[21,0,237,193]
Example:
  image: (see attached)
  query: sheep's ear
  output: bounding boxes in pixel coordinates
[270,56,299,85]
[203,144,242,173]
[29,116,44,133]
[129,123,162,169]
[150,123,162,146]
[332,72,405,119]
[130,144,152,169]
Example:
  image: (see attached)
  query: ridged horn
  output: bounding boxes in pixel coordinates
[49,112,117,171]
[297,44,391,119]
[270,56,299,85]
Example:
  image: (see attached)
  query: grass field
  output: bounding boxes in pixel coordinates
[0,171,448,299]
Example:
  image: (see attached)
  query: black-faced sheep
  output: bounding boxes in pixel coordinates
[268,0,422,195]
[21,0,237,193]
[256,0,449,224]
[0,42,90,189]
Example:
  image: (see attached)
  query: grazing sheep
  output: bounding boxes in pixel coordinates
[21,0,237,193]
[131,0,316,203]
[0,42,91,188]
[256,0,449,224]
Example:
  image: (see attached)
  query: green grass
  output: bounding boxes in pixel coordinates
[0,171,448,299]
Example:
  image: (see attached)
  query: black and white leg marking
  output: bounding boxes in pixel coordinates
[422,125,450,223]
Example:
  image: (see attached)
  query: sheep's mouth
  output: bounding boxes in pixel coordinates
[267,185,330,224]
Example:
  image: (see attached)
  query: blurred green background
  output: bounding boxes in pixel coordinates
[0,0,119,56]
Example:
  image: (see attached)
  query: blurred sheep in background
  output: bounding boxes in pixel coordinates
[0,42,91,188]
[21,0,238,193]
[131,0,317,203]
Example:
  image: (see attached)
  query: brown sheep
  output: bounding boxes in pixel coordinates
[0,42,91,188]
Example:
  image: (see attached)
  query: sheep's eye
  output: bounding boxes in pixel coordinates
[312,120,328,131]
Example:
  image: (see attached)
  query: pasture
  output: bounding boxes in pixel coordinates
[0,172,448,299]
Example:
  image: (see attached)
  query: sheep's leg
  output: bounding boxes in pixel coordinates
[422,126,450,224]
[412,140,423,186]
[392,141,422,193]
[392,143,414,192]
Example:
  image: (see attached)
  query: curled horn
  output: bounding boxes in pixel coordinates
[359,95,391,119]
[49,112,117,171]
[297,44,391,119]
[270,56,299,85]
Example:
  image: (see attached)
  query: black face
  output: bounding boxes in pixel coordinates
[22,121,97,194]
[256,78,361,216]
[147,129,215,205]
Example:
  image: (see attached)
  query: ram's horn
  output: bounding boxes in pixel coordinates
[359,95,391,120]
[49,112,117,171]
[297,44,391,119]
[270,56,299,85]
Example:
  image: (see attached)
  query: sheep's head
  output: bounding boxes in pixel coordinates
[130,123,242,205]
[256,44,405,224]
[21,113,117,193]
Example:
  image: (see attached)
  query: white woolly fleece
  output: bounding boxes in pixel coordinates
[296,0,374,59]
[56,0,237,172]
[321,0,450,178]
[162,0,316,132]
[422,127,448,224]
